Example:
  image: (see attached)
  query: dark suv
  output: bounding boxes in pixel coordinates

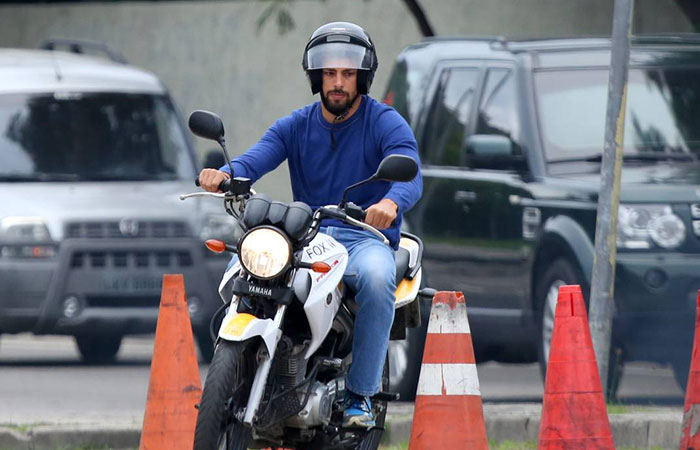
[384,35,700,394]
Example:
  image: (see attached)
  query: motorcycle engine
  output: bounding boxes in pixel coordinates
[284,377,342,428]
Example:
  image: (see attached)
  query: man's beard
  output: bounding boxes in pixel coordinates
[321,90,359,117]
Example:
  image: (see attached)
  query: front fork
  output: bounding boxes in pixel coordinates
[242,303,287,426]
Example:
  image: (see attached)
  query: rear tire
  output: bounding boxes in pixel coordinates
[535,258,623,400]
[388,326,426,401]
[355,356,390,450]
[75,334,122,364]
[193,341,253,450]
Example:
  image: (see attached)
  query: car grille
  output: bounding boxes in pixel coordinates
[70,250,193,268]
[66,220,190,239]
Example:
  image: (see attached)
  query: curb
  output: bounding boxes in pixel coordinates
[384,403,684,449]
[0,404,685,450]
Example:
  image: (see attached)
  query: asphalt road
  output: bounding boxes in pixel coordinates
[0,333,685,427]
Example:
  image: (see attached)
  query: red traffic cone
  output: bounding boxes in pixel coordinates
[139,274,202,450]
[679,291,700,449]
[537,285,614,450]
[408,291,488,450]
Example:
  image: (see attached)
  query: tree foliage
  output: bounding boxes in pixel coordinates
[256,0,435,37]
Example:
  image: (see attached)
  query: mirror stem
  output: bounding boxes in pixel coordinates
[218,137,235,181]
[339,177,374,207]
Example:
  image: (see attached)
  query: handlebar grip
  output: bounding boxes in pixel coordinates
[219,178,231,192]
[194,177,231,192]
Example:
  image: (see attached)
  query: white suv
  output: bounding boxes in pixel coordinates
[0,40,234,362]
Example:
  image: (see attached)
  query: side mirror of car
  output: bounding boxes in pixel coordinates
[373,154,419,183]
[202,150,226,169]
[465,134,512,157]
[464,134,528,172]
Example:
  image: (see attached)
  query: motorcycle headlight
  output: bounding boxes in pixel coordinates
[617,204,686,249]
[238,227,291,279]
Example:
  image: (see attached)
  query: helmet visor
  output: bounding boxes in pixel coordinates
[306,42,370,70]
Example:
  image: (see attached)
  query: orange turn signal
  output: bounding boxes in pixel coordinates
[310,262,332,273]
[205,239,227,253]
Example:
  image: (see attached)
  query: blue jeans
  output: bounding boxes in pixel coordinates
[323,226,396,396]
[226,226,396,396]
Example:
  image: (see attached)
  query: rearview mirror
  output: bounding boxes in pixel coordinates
[373,154,418,183]
[189,110,225,142]
[465,134,512,157]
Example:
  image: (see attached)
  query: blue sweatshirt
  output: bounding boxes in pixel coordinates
[220,95,422,249]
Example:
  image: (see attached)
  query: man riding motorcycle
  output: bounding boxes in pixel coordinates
[198,21,422,428]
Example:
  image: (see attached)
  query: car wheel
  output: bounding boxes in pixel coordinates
[535,258,623,400]
[75,334,122,364]
[672,358,689,393]
[194,327,215,364]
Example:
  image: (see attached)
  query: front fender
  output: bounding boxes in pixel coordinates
[539,215,594,285]
[218,311,279,355]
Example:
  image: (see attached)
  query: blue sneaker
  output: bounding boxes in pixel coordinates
[342,391,375,428]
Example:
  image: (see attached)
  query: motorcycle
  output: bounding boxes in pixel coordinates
[182,110,433,450]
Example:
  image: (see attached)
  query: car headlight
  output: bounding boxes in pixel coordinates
[617,204,686,249]
[0,217,56,258]
[200,214,241,241]
[238,227,291,279]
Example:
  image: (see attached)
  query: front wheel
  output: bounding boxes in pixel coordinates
[535,258,623,400]
[193,340,253,450]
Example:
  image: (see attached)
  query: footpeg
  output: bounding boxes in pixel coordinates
[318,357,343,369]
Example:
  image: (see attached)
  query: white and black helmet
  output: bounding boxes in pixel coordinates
[302,21,378,95]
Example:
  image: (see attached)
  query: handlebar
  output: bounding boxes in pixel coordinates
[194,176,231,193]
[317,205,389,245]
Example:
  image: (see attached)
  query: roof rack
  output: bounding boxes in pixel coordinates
[40,39,128,64]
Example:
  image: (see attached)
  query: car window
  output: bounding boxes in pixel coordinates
[0,92,195,181]
[420,67,479,166]
[475,68,521,155]
[535,67,700,166]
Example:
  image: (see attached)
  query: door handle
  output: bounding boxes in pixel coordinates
[454,190,477,203]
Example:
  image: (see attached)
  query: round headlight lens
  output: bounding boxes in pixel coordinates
[617,204,686,250]
[649,213,686,249]
[239,227,291,279]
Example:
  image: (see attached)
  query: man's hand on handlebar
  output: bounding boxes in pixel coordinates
[364,198,398,230]
[199,169,231,192]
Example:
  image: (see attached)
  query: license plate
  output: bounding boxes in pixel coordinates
[102,275,162,293]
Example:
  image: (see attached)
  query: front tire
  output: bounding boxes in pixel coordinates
[535,258,623,400]
[193,340,253,450]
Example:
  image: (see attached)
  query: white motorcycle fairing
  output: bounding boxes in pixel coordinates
[293,232,348,359]
[215,232,347,359]
[218,311,279,355]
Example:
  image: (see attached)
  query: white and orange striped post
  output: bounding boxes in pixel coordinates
[408,291,488,450]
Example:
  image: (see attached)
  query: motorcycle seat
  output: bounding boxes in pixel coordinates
[394,246,411,286]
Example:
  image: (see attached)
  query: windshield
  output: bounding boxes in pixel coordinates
[534,67,700,171]
[0,92,196,181]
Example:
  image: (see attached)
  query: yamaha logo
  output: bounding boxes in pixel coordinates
[249,285,273,297]
[119,219,140,237]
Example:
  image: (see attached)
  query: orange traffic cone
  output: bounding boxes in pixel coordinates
[139,274,202,450]
[679,291,700,449]
[408,291,488,450]
[538,284,614,449]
